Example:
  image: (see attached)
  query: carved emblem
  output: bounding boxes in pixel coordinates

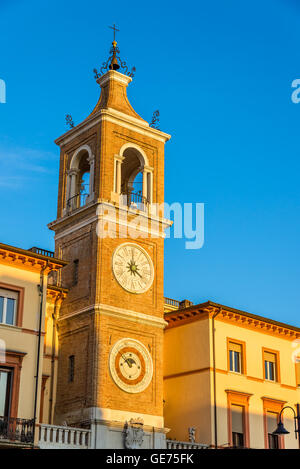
[188,427,196,443]
[124,419,144,449]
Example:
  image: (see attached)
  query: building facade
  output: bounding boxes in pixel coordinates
[0,244,66,448]
[164,301,300,449]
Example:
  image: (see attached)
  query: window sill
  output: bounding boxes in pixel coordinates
[0,323,22,332]
[228,371,245,376]
[263,379,278,385]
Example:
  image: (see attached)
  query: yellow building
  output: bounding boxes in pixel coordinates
[164,300,300,449]
[0,243,66,448]
[1,36,300,450]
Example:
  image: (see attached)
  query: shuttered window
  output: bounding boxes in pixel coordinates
[231,404,244,448]
[229,342,243,373]
[267,411,279,449]
[264,351,277,381]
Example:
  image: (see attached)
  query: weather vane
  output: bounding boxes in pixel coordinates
[93,24,136,80]
[150,110,160,130]
[65,114,74,129]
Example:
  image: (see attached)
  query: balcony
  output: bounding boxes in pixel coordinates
[67,193,89,213]
[166,439,209,449]
[38,424,91,449]
[121,190,148,211]
[0,416,34,447]
[164,297,180,309]
[28,247,55,258]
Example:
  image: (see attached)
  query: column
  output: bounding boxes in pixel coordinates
[87,154,95,202]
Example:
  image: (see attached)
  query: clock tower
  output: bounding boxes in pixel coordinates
[48,36,171,448]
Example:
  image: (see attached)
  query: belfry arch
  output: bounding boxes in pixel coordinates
[114,143,153,209]
[66,144,95,212]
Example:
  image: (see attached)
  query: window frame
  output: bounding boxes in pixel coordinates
[0,351,26,418]
[226,390,252,448]
[0,367,13,417]
[0,283,24,328]
[262,397,285,449]
[227,338,246,375]
[68,355,75,383]
[262,348,280,383]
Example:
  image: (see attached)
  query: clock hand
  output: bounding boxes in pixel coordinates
[134,269,143,279]
[121,354,133,368]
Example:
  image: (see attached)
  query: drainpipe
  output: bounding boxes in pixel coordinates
[212,308,222,449]
[48,296,60,424]
[32,262,49,444]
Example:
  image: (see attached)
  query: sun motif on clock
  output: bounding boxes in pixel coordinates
[109,338,153,393]
[112,243,154,294]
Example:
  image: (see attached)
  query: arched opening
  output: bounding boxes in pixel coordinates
[77,153,90,207]
[121,148,143,196]
[115,146,152,210]
[66,145,94,212]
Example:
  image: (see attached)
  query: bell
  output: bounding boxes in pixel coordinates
[109,55,120,71]
[109,41,120,71]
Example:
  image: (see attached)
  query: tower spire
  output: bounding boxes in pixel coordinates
[109,24,120,71]
[93,26,136,79]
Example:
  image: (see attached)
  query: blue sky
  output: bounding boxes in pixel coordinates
[1,0,300,325]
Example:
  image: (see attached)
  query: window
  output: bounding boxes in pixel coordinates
[69,355,75,383]
[231,404,245,448]
[295,357,300,386]
[264,351,277,382]
[267,411,279,449]
[0,368,12,417]
[0,289,18,326]
[228,340,245,374]
[73,260,79,286]
[67,145,94,213]
[79,171,90,207]
[262,397,284,449]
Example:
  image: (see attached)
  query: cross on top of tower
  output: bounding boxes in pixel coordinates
[109,24,119,43]
[93,26,136,80]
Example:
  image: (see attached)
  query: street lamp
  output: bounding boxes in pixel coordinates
[273,404,300,440]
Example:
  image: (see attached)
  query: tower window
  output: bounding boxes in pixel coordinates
[73,260,79,286]
[68,355,75,383]
[67,146,94,213]
[79,170,90,207]
[116,146,152,211]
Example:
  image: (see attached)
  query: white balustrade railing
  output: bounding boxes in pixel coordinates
[166,439,209,449]
[39,424,91,449]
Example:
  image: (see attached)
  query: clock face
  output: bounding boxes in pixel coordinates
[109,338,153,394]
[112,243,154,294]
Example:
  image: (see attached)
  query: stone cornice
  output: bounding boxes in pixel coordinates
[0,244,66,273]
[165,301,300,340]
[54,108,171,147]
[47,286,68,304]
[49,200,172,240]
[57,303,167,329]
